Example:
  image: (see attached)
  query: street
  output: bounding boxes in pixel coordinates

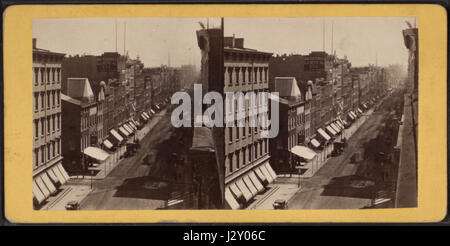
[79,110,175,210]
[284,93,400,209]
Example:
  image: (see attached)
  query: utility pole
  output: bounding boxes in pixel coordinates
[115,20,118,53]
[322,19,325,52]
[124,22,127,56]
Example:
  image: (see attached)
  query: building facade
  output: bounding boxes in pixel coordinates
[32,39,70,209]
[269,77,306,173]
[196,29,277,209]
[61,78,101,175]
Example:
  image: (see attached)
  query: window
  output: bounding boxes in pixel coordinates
[41,92,45,110]
[57,91,60,106]
[228,127,233,143]
[47,144,50,160]
[52,116,55,132]
[236,123,239,140]
[41,119,44,136]
[47,69,51,84]
[52,91,55,107]
[41,146,45,164]
[242,147,246,165]
[229,154,233,173]
[34,120,38,139]
[57,139,60,154]
[47,117,50,134]
[248,145,252,162]
[33,68,38,86]
[40,69,44,85]
[260,141,263,156]
[34,93,39,111]
[236,150,240,169]
[235,68,239,86]
[47,92,50,109]
[56,114,59,130]
[34,149,39,167]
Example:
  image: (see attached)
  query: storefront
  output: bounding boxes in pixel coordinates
[225,162,277,210]
[290,145,318,178]
[317,128,333,158]
[83,146,111,178]
[33,163,70,206]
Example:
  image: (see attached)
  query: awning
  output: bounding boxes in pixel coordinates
[141,113,149,120]
[150,109,156,115]
[103,139,113,149]
[143,112,151,119]
[35,175,50,198]
[40,172,56,194]
[310,138,321,148]
[290,145,317,160]
[225,187,240,209]
[330,123,341,133]
[325,126,337,136]
[47,168,60,184]
[259,165,274,184]
[110,129,124,142]
[254,168,267,184]
[264,162,278,180]
[119,126,130,137]
[127,122,137,131]
[155,105,161,110]
[348,112,356,120]
[132,119,140,126]
[243,175,258,197]
[358,108,363,114]
[53,164,69,185]
[249,171,264,192]
[33,180,46,203]
[83,146,110,162]
[235,179,253,201]
[350,111,358,118]
[123,124,134,133]
[335,121,345,129]
[342,119,349,126]
[229,182,243,199]
[317,128,331,141]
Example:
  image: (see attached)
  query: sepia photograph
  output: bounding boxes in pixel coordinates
[31,16,418,211]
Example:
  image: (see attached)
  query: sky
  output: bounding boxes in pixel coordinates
[33,17,415,68]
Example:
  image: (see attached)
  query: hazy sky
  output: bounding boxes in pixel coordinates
[33,17,415,68]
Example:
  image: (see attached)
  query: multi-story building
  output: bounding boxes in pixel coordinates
[61,78,103,175]
[61,52,129,135]
[269,77,305,173]
[268,54,305,91]
[196,29,277,209]
[32,39,70,209]
[303,51,334,81]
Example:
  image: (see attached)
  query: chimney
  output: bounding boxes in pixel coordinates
[32,38,37,49]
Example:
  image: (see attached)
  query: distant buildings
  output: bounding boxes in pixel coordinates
[32,39,70,208]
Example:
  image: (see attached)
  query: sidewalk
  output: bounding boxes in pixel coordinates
[248,183,300,209]
[43,184,92,210]
[43,108,168,210]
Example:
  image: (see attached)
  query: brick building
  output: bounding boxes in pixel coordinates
[269,77,306,173]
[61,78,103,175]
